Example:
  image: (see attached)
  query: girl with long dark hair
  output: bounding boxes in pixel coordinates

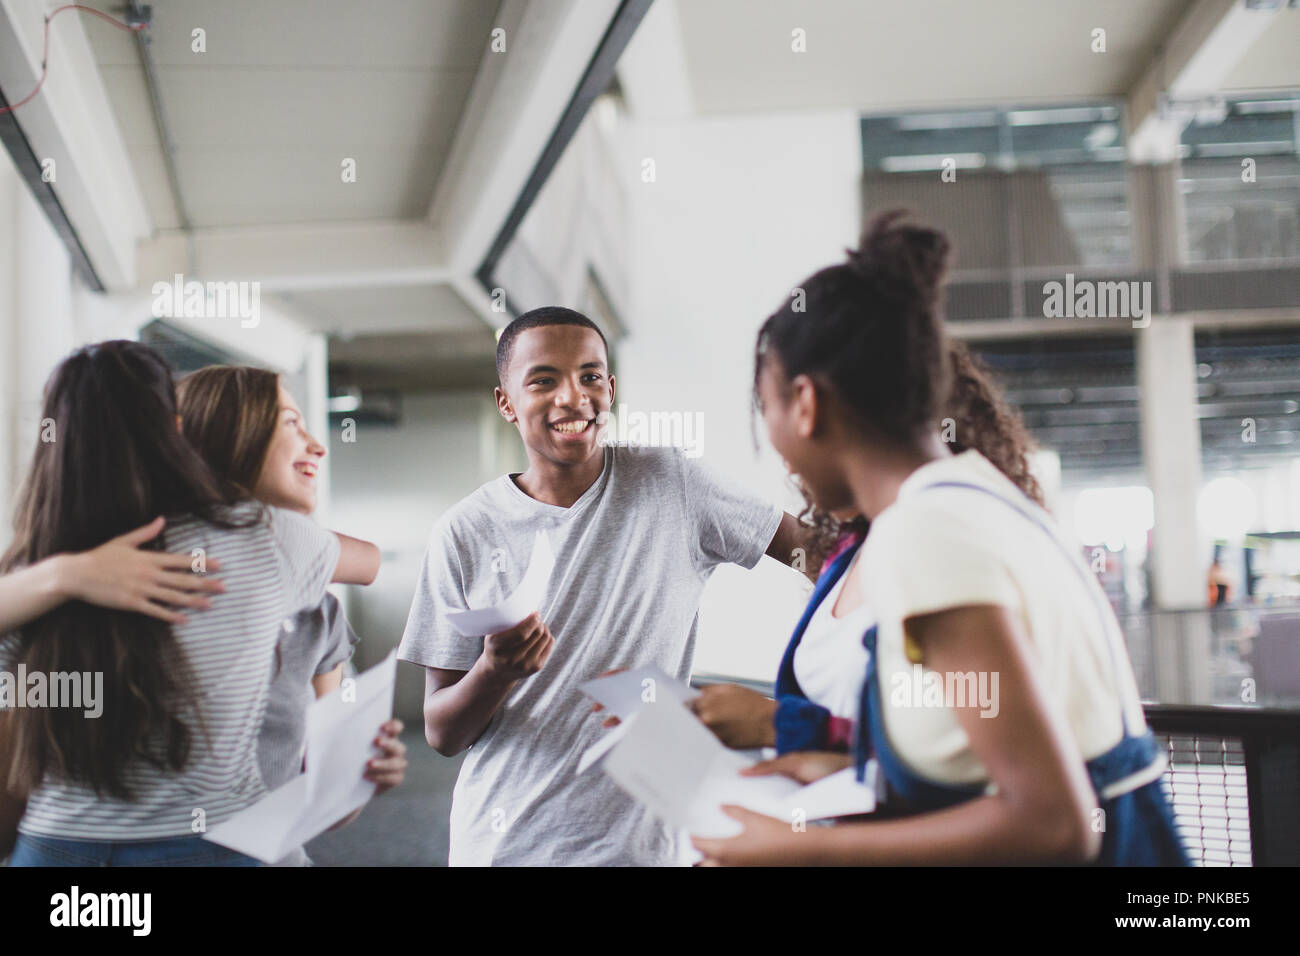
[0,340,378,865]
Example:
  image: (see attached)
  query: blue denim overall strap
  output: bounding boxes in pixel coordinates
[773,542,863,754]
[851,480,1189,864]
[1086,734,1191,866]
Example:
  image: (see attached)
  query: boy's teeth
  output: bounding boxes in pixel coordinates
[554,421,587,434]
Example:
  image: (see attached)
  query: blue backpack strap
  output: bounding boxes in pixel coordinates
[773,543,861,754]
[855,624,985,808]
[1085,732,1190,865]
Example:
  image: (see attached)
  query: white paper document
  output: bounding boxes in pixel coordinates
[600,693,876,837]
[204,651,398,863]
[577,664,700,720]
[577,713,634,775]
[445,530,555,637]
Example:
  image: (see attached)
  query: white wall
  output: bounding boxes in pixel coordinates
[613,107,866,680]
[0,147,81,549]
[328,389,526,719]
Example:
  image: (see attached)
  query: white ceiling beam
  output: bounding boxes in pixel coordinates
[615,0,695,121]
[0,0,152,289]
[427,0,620,303]
[1126,0,1281,163]
[134,221,448,293]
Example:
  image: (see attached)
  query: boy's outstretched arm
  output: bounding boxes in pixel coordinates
[764,512,819,580]
[422,611,555,756]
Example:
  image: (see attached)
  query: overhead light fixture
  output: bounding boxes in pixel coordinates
[880,152,986,172]
[1009,106,1118,127]
[895,111,999,131]
[328,387,362,414]
[1234,98,1300,115]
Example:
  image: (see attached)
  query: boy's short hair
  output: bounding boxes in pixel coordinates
[496,307,610,384]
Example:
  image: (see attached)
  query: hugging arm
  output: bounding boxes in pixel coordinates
[331,532,381,586]
[0,518,225,632]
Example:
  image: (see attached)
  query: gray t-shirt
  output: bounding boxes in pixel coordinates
[260,591,359,867]
[398,444,783,866]
[259,592,359,790]
[6,503,339,841]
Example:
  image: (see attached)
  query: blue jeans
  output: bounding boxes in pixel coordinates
[8,833,262,867]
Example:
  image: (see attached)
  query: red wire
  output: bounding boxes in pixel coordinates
[0,4,145,116]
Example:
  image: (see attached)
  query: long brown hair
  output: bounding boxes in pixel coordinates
[175,366,281,503]
[946,340,1043,505]
[1,341,246,798]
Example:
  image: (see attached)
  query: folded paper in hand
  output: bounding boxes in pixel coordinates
[574,665,702,775]
[445,530,555,637]
[203,651,397,863]
[597,686,876,837]
[577,664,699,721]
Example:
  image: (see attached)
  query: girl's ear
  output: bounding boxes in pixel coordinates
[790,375,819,440]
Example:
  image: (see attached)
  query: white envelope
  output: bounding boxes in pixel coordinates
[445,530,555,637]
[204,651,397,863]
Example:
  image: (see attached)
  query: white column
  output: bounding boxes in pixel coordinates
[0,150,76,546]
[1138,317,1205,608]
[1137,316,1212,704]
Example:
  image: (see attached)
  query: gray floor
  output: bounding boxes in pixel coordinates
[305,728,463,867]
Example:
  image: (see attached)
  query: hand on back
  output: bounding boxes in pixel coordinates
[65,517,225,625]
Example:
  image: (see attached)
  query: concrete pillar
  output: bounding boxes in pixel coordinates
[14,166,76,411]
[0,149,75,546]
[1138,317,1205,608]
[1137,316,1212,704]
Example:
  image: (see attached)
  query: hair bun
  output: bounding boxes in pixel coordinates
[847,208,951,299]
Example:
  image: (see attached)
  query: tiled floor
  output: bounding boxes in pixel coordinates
[306,729,463,867]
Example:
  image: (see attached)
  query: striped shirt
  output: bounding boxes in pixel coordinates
[1,503,339,841]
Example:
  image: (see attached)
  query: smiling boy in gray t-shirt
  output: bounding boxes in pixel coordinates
[398,307,804,866]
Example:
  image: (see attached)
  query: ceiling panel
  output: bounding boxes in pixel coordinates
[280,282,486,336]
[80,0,500,229]
[1223,8,1300,92]
[671,0,1190,115]
[83,0,495,69]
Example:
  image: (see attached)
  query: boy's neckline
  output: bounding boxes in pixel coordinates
[504,446,611,515]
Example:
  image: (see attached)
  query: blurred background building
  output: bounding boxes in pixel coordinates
[1,0,1297,865]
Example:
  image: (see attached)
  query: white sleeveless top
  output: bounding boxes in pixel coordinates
[793,563,873,720]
